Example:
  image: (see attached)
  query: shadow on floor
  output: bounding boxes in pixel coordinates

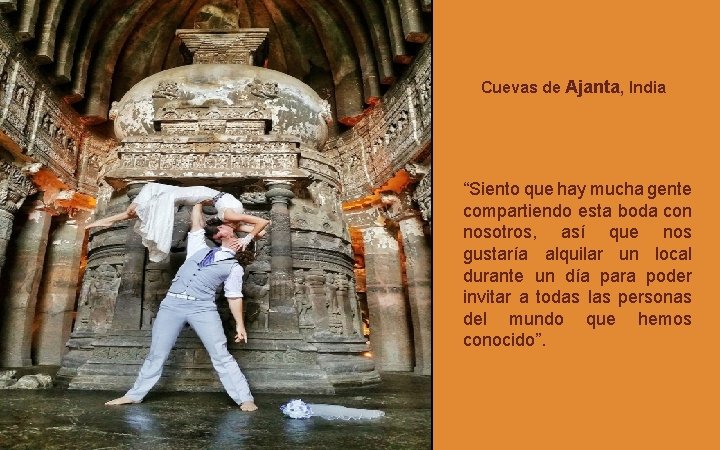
[0,372,430,450]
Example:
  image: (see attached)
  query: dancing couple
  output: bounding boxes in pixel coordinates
[90,183,269,411]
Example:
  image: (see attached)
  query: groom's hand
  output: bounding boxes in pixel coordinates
[227,237,242,252]
[235,325,248,343]
[238,235,253,251]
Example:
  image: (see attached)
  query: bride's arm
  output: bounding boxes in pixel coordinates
[223,211,270,239]
[190,203,206,232]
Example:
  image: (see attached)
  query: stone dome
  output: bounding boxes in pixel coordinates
[111,64,331,148]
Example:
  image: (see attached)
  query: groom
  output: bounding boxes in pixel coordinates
[106,202,258,411]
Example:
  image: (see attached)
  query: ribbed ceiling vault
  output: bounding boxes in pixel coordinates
[0,0,431,132]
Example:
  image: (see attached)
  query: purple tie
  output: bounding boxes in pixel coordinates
[199,247,220,267]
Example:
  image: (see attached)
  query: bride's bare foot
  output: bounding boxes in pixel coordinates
[240,401,258,411]
[105,396,141,406]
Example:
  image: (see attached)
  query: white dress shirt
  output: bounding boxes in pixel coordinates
[186,229,244,298]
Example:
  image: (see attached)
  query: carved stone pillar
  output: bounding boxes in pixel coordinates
[34,211,91,365]
[0,200,52,367]
[265,180,299,332]
[110,183,147,331]
[398,215,431,375]
[0,161,37,279]
[362,225,413,372]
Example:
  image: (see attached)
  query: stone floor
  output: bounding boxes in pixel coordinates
[0,372,430,450]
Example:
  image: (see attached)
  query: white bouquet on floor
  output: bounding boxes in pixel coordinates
[280,399,385,420]
[280,399,313,419]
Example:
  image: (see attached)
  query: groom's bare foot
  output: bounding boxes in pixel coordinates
[240,401,258,411]
[105,396,140,406]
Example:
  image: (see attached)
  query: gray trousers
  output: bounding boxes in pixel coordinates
[125,297,253,404]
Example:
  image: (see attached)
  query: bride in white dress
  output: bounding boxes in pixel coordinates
[86,183,270,262]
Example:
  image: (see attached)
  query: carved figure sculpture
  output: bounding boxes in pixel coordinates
[293,271,313,327]
[243,271,270,331]
[78,264,122,333]
[325,272,343,334]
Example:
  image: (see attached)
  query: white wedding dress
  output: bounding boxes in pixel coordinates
[133,183,244,262]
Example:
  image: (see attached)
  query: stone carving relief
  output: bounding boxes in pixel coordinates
[3,63,35,142]
[243,269,270,331]
[325,272,343,335]
[348,279,362,335]
[142,268,173,330]
[149,79,279,139]
[307,180,341,217]
[405,162,429,179]
[370,109,410,158]
[236,349,315,366]
[126,141,295,153]
[0,161,37,214]
[390,161,433,227]
[0,161,36,274]
[197,50,250,65]
[14,85,28,110]
[0,67,9,102]
[319,99,333,124]
[413,167,432,224]
[325,41,430,202]
[156,103,271,123]
[299,152,341,185]
[119,152,297,171]
[378,191,418,228]
[0,40,9,77]
[415,64,432,116]
[249,79,278,99]
[92,347,149,363]
[75,263,122,334]
[79,137,116,194]
[238,191,267,204]
[108,101,120,120]
[334,272,352,333]
[39,111,79,158]
[293,270,313,328]
[0,35,91,197]
[290,198,347,239]
[153,81,182,100]
[18,87,83,181]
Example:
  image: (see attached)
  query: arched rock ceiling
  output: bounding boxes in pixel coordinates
[0,0,431,131]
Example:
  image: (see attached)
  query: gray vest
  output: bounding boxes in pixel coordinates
[167,247,238,301]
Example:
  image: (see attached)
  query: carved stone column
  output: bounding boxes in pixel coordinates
[380,188,432,375]
[265,180,299,332]
[362,225,413,372]
[34,211,91,365]
[0,161,37,279]
[398,215,431,375]
[110,183,147,331]
[0,199,52,367]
